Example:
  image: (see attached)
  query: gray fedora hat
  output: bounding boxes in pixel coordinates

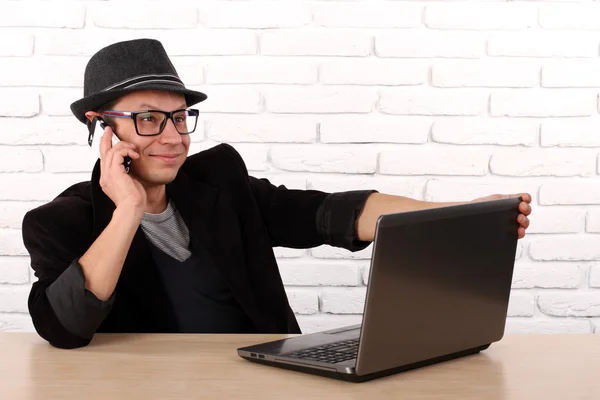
[70,38,207,123]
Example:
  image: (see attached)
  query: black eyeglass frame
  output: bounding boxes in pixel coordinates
[101,108,200,136]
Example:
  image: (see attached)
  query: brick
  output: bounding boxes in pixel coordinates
[307,175,425,199]
[425,3,537,30]
[0,117,89,145]
[0,202,44,229]
[286,290,318,315]
[527,207,585,234]
[432,119,537,146]
[379,89,487,116]
[540,4,600,30]
[314,2,422,28]
[512,263,582,289]
[0,57,86,87]
[321,288,366,314]
[42,146,95,173]
[0,257,30,284]
[530,236,600,261]
[0,2,84,28]
[0,33,34,56]
[0,314,34,332]
[539,293,600,317]
[37,30,257,56]
[310,246,373,261]
[40,89,81,117]
[279,260,361,287]
[91,4,197,29]
[488,32,599,58]
[586,210,600,233]
[188,140,222,157]
[540,182,600,205]
[0,173,89,201]
[593,320,599,334]
[0,228,27,256]
[541,120,600,147]
[426,179,538,203]
[320,116,430,144]
[491,90,596,117]
[433,60,539,88]
[273,247,306,259]
[206,115,316,143]
[265,87,375,114]
[0,285,29,313]
[543,61,600,88]
[169,58,203,87]
[163,30,257,56]
[0,148,43,172]
[0,89,39,117]
[507,292,535,317]
[223,144,268,172]
[199,2,310,28]
[380,148,489,176]
[321,59,427,86]
[188,86,262,113]
[36,30,129,56]
[261,31,371,57]
[295,314,363,334]
[206,58,317,84]
[505,318,591,334]
[270,145,377,174]
[589,265,600,288]
[490,149,596,177]
[377,31,486,59]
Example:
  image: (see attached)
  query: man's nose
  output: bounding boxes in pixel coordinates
[159,118,182,143]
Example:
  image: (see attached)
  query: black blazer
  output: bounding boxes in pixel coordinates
[22,144,374,349]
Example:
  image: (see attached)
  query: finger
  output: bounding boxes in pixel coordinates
[104,141,136,169]
[518,227,525,239]
[99,125,113,160]
[518,215,530,229]
[518,193,532,203]
[519,201,532,215]
[110,146,139,172]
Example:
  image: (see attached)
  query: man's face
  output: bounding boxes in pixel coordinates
[88,90,192,187]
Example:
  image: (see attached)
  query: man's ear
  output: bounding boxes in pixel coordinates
[84,111,99,123]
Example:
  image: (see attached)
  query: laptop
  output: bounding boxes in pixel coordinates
[238,196,522,382]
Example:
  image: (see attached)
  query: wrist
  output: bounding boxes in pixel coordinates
[114,204,144,222]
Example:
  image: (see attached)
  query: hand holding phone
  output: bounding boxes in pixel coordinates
[88,116,132,173]
[87,116,146,212]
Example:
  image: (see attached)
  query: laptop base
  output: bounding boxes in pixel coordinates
[240,343,491,383]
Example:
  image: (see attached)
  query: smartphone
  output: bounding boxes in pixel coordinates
[88,116,132,173]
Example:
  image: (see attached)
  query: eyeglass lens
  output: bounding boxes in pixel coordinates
[136,110,197,135]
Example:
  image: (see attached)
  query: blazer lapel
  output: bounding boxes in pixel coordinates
[167,167,266,331]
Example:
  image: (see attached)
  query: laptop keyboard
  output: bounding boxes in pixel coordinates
[285,338,359,364]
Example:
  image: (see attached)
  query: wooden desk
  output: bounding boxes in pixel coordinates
[1,333,599,399]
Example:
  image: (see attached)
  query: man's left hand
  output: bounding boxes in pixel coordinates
[471,193,532,239]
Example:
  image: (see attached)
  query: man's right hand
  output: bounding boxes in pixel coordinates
[98,125,146,214]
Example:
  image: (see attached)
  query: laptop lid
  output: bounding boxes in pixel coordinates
[355,197,521,376]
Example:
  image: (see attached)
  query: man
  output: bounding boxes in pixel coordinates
[21,39,531,349]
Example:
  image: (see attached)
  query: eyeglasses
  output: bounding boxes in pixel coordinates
[101,109,200,136]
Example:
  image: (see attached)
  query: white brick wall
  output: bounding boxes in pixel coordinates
[1,0,599,336]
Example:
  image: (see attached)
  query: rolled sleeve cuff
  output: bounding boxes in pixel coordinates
[46,260,115,339]
[316,190,378,252]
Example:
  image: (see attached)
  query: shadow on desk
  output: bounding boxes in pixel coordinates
[21,334,508,399]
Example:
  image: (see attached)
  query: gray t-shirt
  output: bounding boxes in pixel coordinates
[140,200,191,262]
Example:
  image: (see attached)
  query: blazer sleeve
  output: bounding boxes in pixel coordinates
[221,144,377,251]
[22,201,114,349]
